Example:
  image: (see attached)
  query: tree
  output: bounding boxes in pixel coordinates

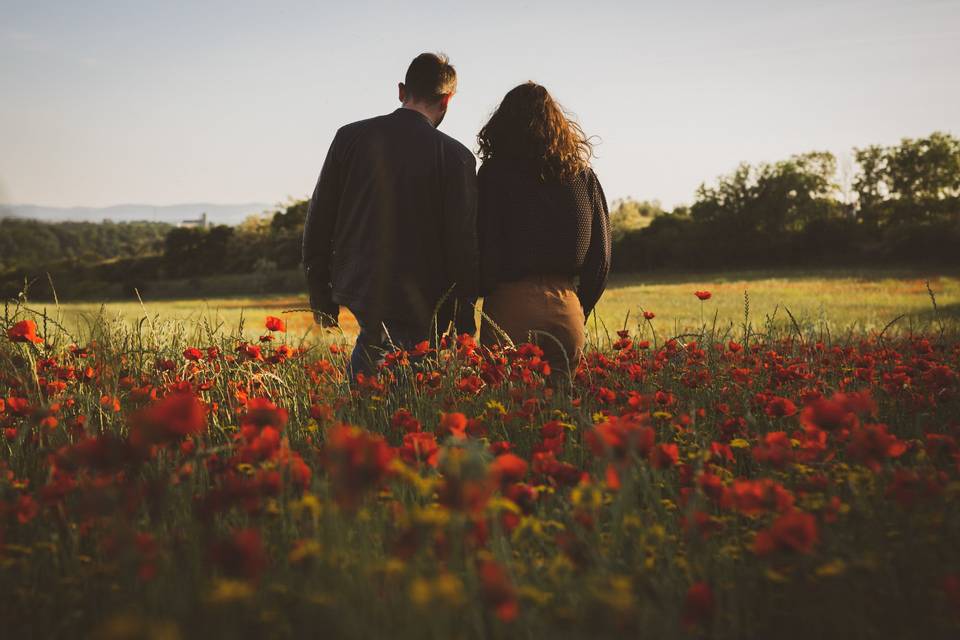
[691,152,840,235]
[887,132,960,226]
[270,199,309,233]
[609,198,663,241]
[853,132,960,229]
[752,152,840,233]
[853,145,889,230]
[691,163,754,231]
[163,225,235,277]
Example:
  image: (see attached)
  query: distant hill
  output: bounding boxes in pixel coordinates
[0,202,274,226]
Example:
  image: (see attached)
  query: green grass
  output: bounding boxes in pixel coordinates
[18,268,960,343]
[593,269,960,337]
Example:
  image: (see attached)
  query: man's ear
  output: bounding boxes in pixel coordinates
[398,83,406,104]
[439,93,453,109]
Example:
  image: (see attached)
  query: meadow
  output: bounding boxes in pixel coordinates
[30,269,960,343]
[1,269,959,638]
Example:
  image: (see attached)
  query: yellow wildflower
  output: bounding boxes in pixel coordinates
[815,559,847,577]
[206,579,255,604]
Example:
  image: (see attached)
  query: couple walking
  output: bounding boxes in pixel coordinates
[302,52,611,378]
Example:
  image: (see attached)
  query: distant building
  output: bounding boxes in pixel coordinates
[179,212,208,229]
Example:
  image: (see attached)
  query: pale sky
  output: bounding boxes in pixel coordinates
[1,0,958,210]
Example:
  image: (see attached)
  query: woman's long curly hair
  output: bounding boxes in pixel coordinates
[477,82,594,182]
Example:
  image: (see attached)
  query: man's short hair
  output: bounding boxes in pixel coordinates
[404,53,457,103]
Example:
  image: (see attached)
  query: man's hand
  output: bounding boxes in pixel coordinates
[314,310,339,329]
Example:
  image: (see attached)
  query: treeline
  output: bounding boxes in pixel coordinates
[160,201,306,278]
[0,219,170,271]
[0,203,309,299]
[2,131,957,300]
[614,131,960,270]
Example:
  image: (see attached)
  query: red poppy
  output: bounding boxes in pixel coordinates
[650,442,679,469]
[6,396,30,416]
[391,408,422,433]
[130,391,208,446]
[242,398,288,429]
[265,316,286,332]
[310,403,335,423]
[681,582,715,629]
[709,441,735,464]
[322,424,394,509]
[655,390,675,406]
[458,375,485,394]
[754,509,818,555]
[800,391,875,431]
[752,431,794,468]
[694,290,712,301]
[586,415,655,460]
[16,494,39,524]
[478,560,519,622]
[398,431,439,467]
[490,453,528,485]
[765,396,798,418]
[410,340,431,357]
[531,451,581,486]
[99,395,121,413]
[795,425,828,462]
[437,412,468,440]
[183,347,203,361]
[847,423,908,472]
[643,311,656,320]
[596,387,617,404]
[539,420,566,453]
[7,320,43,344]
[237,398,288,461]
[240,398,288,440]
[490,441,512,456]
[238,343,264,361]
[698,473,727,503]
[730,478,795,516]
[276,447,312,490]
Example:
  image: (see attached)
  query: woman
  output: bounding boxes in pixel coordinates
[477,82,611,374]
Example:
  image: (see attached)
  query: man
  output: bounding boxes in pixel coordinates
[302,52,479,376]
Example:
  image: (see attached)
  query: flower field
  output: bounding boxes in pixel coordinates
[2,292,959,639]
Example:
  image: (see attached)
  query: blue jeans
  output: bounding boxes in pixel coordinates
[348,313,427,379]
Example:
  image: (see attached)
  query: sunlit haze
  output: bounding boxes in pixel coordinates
[2,0,958,211]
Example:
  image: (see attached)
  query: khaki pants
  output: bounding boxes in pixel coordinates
[480,276,586,373]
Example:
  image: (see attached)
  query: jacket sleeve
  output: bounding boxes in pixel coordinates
[477,163,501,296]
[440,144,480,334]
[577,170,612,319]
[302,134,342,321]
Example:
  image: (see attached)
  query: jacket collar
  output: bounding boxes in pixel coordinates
[394,107,434,126]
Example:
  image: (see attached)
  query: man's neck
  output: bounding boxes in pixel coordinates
[401,103,437,127]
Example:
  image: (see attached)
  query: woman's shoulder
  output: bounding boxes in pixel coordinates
[478,156,536,184]
[576,165,599,185]
[576,166,605,196]
[479,156,516,175]
[555,166,599,196]
[479,158,599,192]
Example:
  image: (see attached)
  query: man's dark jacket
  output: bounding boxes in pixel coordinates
[302,108,479,334]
